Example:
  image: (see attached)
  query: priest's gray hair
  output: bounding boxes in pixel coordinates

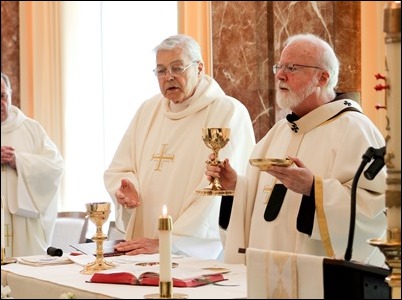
[1,72,13,116]
[284,33,340,98]
[153,34,203,63]
[1,72,12,91]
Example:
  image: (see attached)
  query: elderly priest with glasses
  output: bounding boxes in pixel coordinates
[104,34,255,260]
[203,33,388,299]
[205,33,387,266]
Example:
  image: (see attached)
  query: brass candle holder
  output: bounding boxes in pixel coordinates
[80,202,115,274]
[369,228,401,299]
[144,282,188,299]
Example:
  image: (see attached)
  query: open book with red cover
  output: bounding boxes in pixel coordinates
[88,271,227,287]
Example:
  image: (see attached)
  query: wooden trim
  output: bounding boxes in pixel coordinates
[178,1,212,76]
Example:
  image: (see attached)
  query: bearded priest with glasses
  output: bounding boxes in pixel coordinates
[205,33,387,268]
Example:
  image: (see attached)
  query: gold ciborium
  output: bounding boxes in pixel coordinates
[81,202,114,274]
[196,128,234,196]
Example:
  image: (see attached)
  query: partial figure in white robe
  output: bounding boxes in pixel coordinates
[104,34,255,259]
[207,34,387,266]
[1,72,64,257]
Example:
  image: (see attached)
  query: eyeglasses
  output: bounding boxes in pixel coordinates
[272,63,323,74]
[153,61,197,78]
[1,92,10,101]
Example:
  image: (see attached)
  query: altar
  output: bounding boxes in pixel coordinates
[1,255,247,299]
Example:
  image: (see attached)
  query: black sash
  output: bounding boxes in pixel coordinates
[264,184,287,221]
[263,183,315,235]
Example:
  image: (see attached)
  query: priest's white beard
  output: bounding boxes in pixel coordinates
[276,77,318,110]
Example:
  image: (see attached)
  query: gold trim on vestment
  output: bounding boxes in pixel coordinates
[314,176,335,257]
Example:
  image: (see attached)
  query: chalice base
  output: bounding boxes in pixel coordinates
[144,293,188,299]
[196,188,234,196]
[196,180,234,196]
[1,248,17,265]
[80,259,115,275]
[1,257,17,265]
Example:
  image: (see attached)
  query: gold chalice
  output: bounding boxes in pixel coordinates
[81,202,114,274]
[196,128,234,196]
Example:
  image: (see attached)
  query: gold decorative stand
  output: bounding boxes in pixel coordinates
[369,229,401,299]
[370,2,401,299]
[81,202,115,274]
[196,128,234,196]
[1,195,17,265]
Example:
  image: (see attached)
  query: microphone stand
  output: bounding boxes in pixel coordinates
[345,147,385,261]
[323,147,390,299]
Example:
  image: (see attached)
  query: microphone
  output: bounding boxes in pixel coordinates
[47,246,63,257]
[364,147,386,180]
[344,146,386,261]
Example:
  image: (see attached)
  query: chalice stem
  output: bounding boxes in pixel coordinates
[95,226,105,258]
[213,177,223,190]
[213,150,219,164]
[208,150,223,190]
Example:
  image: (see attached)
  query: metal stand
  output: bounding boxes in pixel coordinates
[369,229,401,299]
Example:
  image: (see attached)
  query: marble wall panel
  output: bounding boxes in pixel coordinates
[1,1,20,108]
[212,1,361,142]
[273,1,361,95]
[212,1,274,143]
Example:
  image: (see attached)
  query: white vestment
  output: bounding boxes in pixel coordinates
[223,99,387,266]
[104,75,255,259]
[1,106,64,257]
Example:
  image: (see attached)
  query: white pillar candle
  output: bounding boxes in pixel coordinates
[159,205,172,283]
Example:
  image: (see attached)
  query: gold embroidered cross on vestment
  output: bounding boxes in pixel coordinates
[152,144,174,171]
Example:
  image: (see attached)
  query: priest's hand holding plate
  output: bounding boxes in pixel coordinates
[249,158,293,171]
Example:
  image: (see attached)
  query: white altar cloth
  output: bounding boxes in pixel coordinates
[1,255,246,299]
[246,248,324,299]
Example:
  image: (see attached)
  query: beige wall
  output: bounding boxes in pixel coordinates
[361,2,387,137]
[178,1,212,76]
